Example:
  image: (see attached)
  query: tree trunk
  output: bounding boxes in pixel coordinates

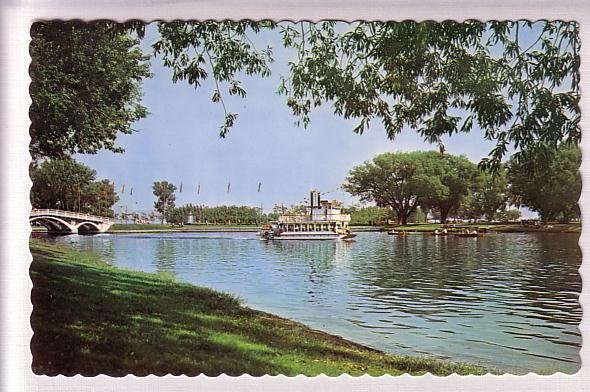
[440,206,450,224]
[401,214,408,225]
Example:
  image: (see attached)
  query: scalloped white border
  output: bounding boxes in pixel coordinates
[1,1,588,391]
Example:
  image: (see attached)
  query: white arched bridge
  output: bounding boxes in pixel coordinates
[30,209,114,234]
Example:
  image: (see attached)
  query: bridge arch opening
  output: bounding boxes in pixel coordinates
[77,222,102,234]
[29,216,76,234]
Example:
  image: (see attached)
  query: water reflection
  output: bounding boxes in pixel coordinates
[43,231,581,374]
[154,239,178,275]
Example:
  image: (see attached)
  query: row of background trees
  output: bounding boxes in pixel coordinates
[343,146,580,225]
[149,144,580,226]
[29,143,580,226]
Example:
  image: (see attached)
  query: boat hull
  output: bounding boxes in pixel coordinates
[259,231,355,240]
[272,232,340,240]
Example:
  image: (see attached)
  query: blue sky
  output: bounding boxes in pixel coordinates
[76,22,527,215]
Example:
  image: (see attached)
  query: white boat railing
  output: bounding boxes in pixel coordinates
[278,214,351,223]
[30,208,113,223]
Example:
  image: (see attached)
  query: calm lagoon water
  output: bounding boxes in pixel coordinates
[47,231,582,374]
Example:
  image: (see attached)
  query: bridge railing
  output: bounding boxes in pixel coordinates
[30,209,113,224]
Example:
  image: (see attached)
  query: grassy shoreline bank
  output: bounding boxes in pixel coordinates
[29,239,491,376]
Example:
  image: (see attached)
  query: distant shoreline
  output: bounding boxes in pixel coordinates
[106,223,580,234]
[31,222,580,235]
[108,226,383,233]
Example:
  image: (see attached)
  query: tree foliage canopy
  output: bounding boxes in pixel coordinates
[152,181,177,222]
[29,21,152,159]
[463,167,510,222]
[154,20,579,168]
[280,20,580,168]
[418,153,480,222]
[30,20,579,170]
[508,143,580,222]
[344,151,529,224]
[30,159,118,217]
[343,151,473,224]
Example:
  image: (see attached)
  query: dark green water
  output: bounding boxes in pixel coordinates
[48,231,582,374]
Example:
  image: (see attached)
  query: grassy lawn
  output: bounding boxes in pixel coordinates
[29,240,491,376]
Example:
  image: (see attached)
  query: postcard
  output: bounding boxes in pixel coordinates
[2,1,589,391]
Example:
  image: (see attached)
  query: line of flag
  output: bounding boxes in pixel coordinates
[114,181,264,195]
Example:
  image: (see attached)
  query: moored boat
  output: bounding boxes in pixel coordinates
[387,230,408,235]
[259,190,356,241]
[433,229,449,236]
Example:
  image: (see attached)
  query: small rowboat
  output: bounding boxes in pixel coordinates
[387,230,408,235]
[341,233,357,240]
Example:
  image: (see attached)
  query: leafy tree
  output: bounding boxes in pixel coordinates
[409,206,426,224]
[84,179,120,217]
[344,151,479,224]
[508,143,581,223]
[154,21,579,166]
[37,21,578,167]
[455,193,482,221]
[419,153,480,223]
[272,204,287,215]
[343,151,441,225]
[464,168,510,222]
[29,21,152,159]
[152,181,176,223]
[166,207,185,225]
[279,21,580,168]
[287,204,308,214]
[30,159,118,217]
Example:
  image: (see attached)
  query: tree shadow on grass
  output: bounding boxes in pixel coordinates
[30,252,291,376]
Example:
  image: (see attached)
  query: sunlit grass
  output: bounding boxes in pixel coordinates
[30,239,493,376]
